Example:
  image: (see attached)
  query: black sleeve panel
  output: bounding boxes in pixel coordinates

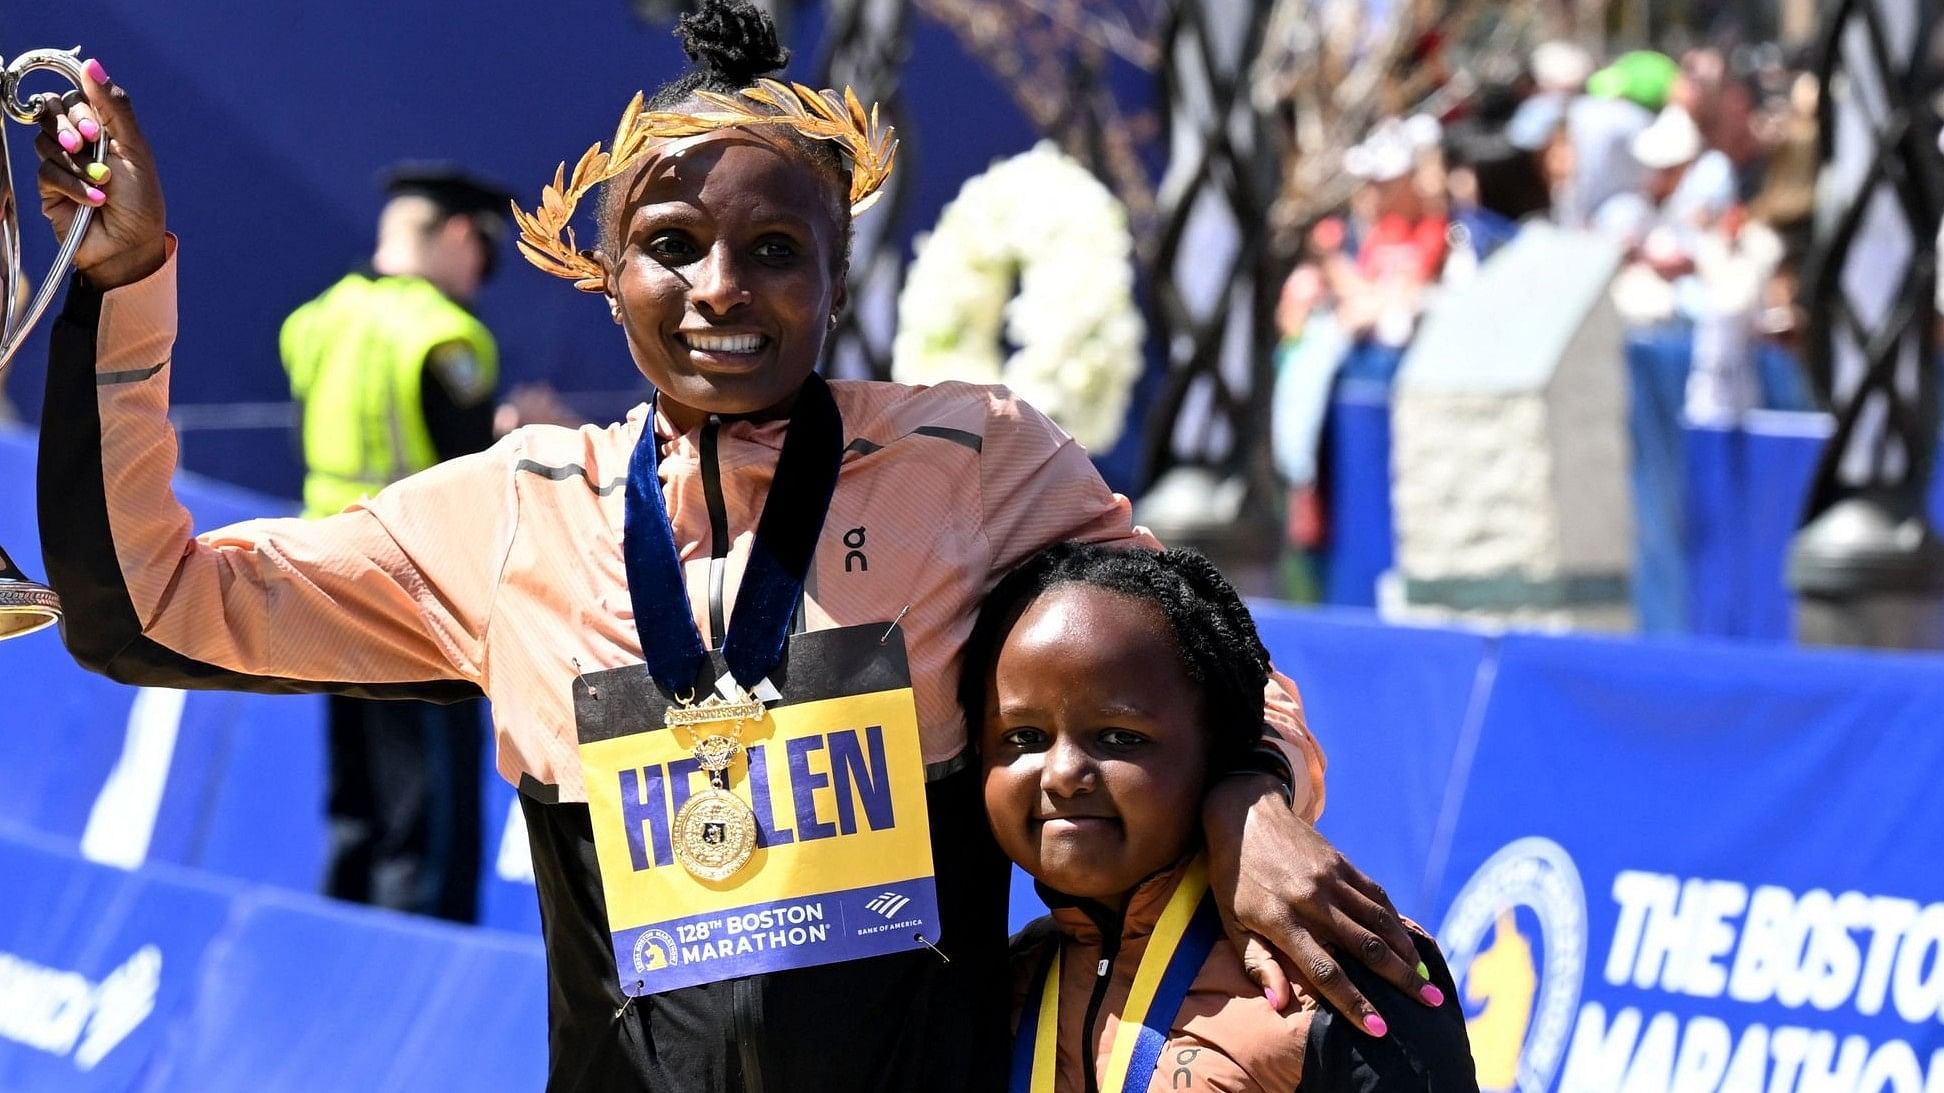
[1302,934,1482,1091]
[36,276,480,703]
[421,345,498,461]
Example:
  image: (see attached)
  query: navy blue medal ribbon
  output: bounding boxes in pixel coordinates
[1120,897,1223,1087]
[623,374,844,696]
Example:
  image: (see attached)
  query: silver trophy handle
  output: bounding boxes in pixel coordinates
[1,47,104,374]
[0,46,100,638]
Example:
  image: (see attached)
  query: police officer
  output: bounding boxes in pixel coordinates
[282,164,513,922]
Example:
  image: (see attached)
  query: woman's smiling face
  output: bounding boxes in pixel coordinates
[606,131,847,425]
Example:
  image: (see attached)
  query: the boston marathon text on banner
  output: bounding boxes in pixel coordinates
[1252,607,1944,1093]
[1432,636,1944,1092]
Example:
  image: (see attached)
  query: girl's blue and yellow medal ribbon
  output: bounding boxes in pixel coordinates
[1009,857,1225,1093]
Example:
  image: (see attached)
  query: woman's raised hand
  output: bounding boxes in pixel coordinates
[32,58,167,290]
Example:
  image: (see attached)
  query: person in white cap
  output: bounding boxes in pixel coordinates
[1611,107,1775,421]
[1598,105,1737,265]
[1326,120,1450,339]
[1640,107,1736,223]
[1267,118,1449,543]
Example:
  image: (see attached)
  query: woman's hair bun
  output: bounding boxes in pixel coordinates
[676,0,791,85]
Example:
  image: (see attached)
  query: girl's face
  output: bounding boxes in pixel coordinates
[979,584,1209,907]
[605,132,847,426]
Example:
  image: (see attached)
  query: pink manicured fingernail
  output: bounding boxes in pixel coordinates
[58,129,81,153]
[78,119,100,141]
[85,186,106,205]
[84,58,109,84]
[1365,1014,1389,1037]
[1264,987,1280,1010]
[1420,984,1445,1006]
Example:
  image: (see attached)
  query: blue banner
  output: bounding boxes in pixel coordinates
[159,890,546,1091]
[0,825,547,1092]
[0,428,329,894]
[0,829,234,1089]
[1427,633,1944,1091]
[1255,607,1491,916]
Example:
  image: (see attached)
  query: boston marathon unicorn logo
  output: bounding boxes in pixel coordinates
[632,929,681,974]
[1438,837,1588,1093]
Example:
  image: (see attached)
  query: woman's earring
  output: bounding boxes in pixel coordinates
[609,299,623,325]
[828,313,840,330]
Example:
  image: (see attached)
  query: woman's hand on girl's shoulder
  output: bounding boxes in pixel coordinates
[33,57,168,290]
[1203,779,1447,1039]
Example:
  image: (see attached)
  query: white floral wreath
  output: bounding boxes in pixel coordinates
[892,142,1145,452]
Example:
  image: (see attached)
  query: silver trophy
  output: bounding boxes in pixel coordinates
[0,47,102,639]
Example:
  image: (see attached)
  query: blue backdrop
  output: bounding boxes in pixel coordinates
[2,0,1157,497]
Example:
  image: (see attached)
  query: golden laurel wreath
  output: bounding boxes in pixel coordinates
[513,79,899,294]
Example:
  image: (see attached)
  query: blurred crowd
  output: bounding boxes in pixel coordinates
[1270,39,1845,556]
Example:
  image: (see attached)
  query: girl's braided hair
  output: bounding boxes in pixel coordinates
[597,0,853,266]
[958,543,1271,774]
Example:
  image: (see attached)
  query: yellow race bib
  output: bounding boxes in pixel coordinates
[573,623,938,995]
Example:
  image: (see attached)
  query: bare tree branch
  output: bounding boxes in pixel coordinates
[916,0,1166,237]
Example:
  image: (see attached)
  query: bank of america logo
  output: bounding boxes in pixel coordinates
[865,891,911,919]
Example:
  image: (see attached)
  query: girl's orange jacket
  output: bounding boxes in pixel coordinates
[1014,860,1478,1091]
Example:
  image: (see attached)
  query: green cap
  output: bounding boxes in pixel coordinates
[1586,51,1679,111]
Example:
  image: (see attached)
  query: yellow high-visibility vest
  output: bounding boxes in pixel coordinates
[281,272,497,519]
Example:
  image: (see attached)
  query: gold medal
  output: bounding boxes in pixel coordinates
[664,688,767,881]
[672,787,758,881]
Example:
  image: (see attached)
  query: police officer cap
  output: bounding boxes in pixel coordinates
[380,162,516,223]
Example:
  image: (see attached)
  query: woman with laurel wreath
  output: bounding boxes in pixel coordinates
[31,3,1447,1089]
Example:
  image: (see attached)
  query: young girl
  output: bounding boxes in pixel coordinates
[33,3,1441,1087]
[966,544,1479,1091]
